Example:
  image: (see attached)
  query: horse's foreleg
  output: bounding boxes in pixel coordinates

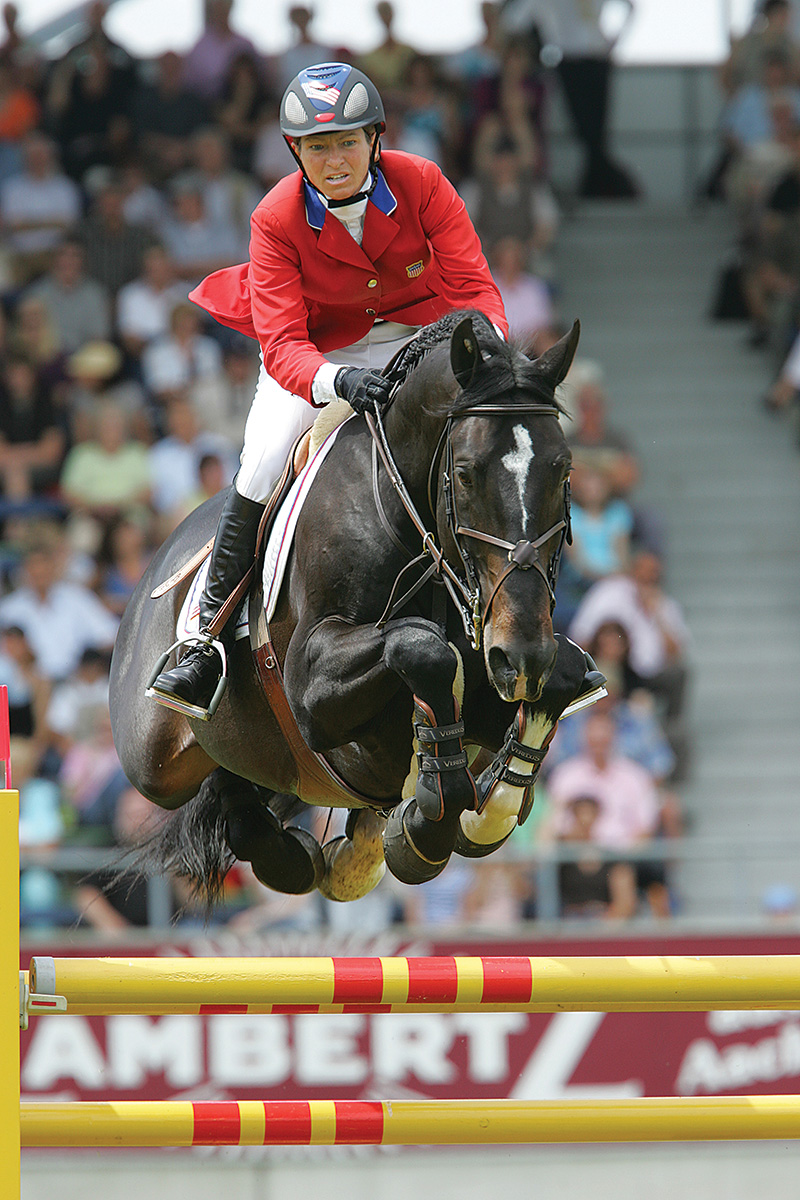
[457,635,606,857]
[381,618,479,884]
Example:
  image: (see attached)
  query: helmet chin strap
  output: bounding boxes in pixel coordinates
[286,130,382,208]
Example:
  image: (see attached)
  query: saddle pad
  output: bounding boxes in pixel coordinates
[176,558,250,644]
[263,418,349,621]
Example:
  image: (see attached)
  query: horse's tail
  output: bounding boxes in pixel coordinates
[135,772,233,913]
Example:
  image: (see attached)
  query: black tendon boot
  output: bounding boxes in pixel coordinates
[147,488,265,720]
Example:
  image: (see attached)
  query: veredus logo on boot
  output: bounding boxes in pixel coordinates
[301,64,351,110]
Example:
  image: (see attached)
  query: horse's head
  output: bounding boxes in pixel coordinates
[437,315,579,702]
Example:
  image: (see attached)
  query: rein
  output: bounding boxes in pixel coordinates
[365,396,571,651]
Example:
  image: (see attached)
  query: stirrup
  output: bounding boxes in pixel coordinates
[145,633,229,722]
[560,678,608,719]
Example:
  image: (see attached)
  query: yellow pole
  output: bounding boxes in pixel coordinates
[19,1096,800,1148]
[2,788,19,1198]
[29,953,800,1015]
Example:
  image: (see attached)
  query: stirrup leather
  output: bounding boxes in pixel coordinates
[146,633,229,722]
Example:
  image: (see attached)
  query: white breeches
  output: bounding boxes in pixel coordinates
[235,323,417,503]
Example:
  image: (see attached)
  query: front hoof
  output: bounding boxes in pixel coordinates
[453,824,513,859]
[383,798,450,884]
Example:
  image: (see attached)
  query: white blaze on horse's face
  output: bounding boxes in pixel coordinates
[501,425,535,536]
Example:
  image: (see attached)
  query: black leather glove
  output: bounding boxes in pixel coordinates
[334,366,392,414]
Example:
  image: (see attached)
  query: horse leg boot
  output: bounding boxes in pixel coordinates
[457,634,607,857]
[149,487,265,720]
[381,619,478,884]
[218,770,324,895]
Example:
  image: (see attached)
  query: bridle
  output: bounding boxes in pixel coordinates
[366,394,571,651]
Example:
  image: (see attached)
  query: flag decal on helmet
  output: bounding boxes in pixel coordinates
[301,64,351,111]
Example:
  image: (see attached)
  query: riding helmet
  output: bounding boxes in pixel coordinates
[280,62,386,139]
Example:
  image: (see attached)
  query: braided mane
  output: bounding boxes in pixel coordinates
[385,309,566,416]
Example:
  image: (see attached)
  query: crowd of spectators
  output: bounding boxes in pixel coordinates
[1,0,689,933]
[709,0,800,429]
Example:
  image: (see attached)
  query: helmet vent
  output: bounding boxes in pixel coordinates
[284,91,308,127]
[342,82,369,120]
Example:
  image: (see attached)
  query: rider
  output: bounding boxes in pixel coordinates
[149,61,509,719]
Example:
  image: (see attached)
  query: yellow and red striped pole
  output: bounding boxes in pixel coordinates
[28,953,800,1016]
[20,1096,800,1147]
[1,687,20,1197]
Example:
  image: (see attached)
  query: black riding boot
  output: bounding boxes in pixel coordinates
[148,488,265,720]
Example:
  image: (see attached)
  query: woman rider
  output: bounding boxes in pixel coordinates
[149,61,509,719]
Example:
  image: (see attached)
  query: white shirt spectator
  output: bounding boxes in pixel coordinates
[141,331,223,396]
[117,278,188,347]
[148,430,235,514]
[0,583,118,681]
[569,574,690,679]
[0,172,82,254]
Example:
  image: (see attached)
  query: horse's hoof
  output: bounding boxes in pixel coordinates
[453,825,513,859]
[383,798,450,885]
[318,820,386,903]
[249,824,325,895]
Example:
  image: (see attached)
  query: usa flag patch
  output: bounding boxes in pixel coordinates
[406,261,424,278]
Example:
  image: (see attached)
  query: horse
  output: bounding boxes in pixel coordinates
[109,311,602,907]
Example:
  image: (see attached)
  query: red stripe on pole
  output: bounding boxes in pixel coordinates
[199,1005,249,1014]
[263,1101,312,1145]
[407,956,459,1003]
[342,1004,391,1014]
[332,957,384,1004]
[334,1101,384,1144]
[481,956,533,1003]
[0,685,10,788]
[192,1102,241,1145]
[272,1005,321,1014]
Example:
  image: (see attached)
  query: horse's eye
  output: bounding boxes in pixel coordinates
[455,467,473,489]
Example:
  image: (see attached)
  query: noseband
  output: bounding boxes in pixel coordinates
[366,397,571,650]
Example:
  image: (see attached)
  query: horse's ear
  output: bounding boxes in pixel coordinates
[533,320,581,387]
[450,316,482,389]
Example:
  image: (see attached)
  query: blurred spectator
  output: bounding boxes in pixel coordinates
[65,339,148,446]
[442,0,502,121]
[556,795,637,919]
[166,450,228,531]
[502,0,639,199]
[59,699,125,824]
[278,6,335,91]
[77,171,156,295]
[182,127,260,258]
[118,159,170,232]
[359,2,417,100]
[73,786,172,930]
[721,0,800,98]
[147,396,234,524]
[183,0,259,102]
[0,352,65,504]
[116,243,187,361]
[464,133,552,266]
[544,708,667,913]
[45,645,110,758]
[141,301,224,404]
[159,177,241,286]
[400,856,477,925]
[216,51,273,173]
[565,464,633,592]
[26,238,112,354]
[0,532,118,681]
[16,735,72,928]
[392,54,456,169]
[190,339,260,445]
[721,50,800,178]
[6,297,66,385]
[253,111,294,190]
[569,549,691,775]
[763,323,800,410]
[0,59,39,185]
[563,361,639,496]
[490,234,555,353]
[44,38,133,180]
[59,401,151,551]
[131,51,211,180]
[0,133,82,285]
[461,854,531,925]
[0,625,50,740]
[0,3,22,67]
[96,516,152,617]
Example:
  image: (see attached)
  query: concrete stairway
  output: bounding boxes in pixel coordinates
[556,204,800,917]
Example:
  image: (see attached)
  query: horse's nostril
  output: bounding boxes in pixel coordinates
[487,645,516,683]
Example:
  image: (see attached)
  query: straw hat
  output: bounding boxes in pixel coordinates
[67,340,122,381]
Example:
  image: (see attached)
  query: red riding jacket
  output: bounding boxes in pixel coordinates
[189,150,508,404]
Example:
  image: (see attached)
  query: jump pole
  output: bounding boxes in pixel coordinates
[19,1096,800,1147]
[27,953,800,1015]
[1,686,20,1196]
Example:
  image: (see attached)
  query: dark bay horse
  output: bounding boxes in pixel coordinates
[110,312,599,904]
